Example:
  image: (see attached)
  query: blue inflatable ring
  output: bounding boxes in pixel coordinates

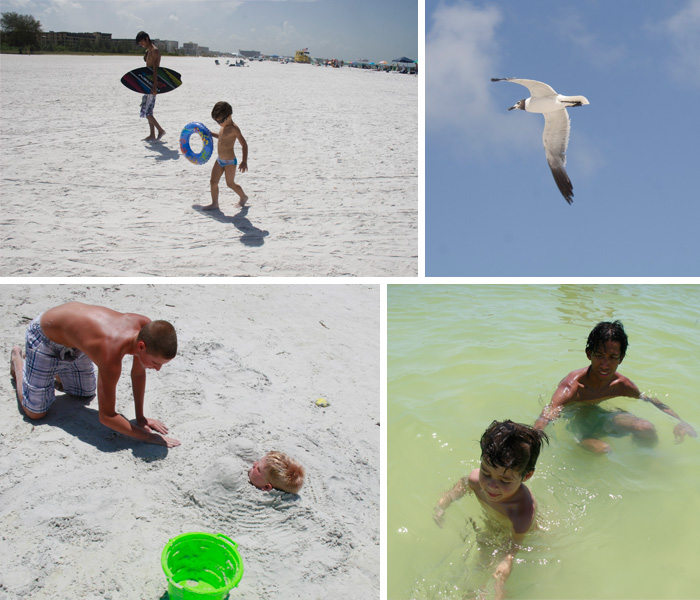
[180,122,213,165]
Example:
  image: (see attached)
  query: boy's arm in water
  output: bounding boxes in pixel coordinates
[640,393,697,442]
[493,531,526,600]
[535,379,571,431]
[433,476,470,526]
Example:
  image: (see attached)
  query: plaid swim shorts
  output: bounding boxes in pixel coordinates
[22,315,97,414]
[140,93,156,118]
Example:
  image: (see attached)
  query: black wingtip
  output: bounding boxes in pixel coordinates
[550,167,574,205]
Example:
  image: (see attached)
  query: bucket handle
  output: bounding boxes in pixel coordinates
[216,533,238,550]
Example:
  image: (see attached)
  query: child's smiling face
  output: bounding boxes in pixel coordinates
[478,460,530,503]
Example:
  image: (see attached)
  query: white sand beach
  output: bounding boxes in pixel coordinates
[0,55,417,277]
[0,284,379,599]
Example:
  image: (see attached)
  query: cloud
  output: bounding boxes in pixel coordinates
[659,0,700,85]
[548,11,627,67]
[426,2,500,124]
[264,20,297,44]
[426,1,538,153]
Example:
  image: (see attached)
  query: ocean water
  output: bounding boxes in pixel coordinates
[388,285,700,600]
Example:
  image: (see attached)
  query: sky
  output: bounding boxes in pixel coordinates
[425,0,700,277]
[3,0,417,62]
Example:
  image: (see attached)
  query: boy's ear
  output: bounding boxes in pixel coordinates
[522,470,534,483]
[262,483,273,492]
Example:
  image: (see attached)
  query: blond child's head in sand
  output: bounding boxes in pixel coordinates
[248,451,305,494]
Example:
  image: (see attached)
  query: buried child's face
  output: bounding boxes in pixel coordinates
[248,456,273,491]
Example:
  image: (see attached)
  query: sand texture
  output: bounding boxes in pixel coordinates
[0,55,417,277]
[0,284,379,599]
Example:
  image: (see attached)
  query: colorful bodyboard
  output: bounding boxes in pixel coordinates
[120,66,182,94]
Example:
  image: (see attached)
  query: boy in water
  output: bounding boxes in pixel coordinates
[135,31,165,140]
[248,451,305,494]
[202,101,249,210]
[535,320,696,453]
[433,420,548,599]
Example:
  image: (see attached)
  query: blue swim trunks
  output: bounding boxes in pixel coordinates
[140,93,156,118]
[22,315,96,413]
[217,157,238,167]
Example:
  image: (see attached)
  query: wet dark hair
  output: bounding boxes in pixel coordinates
[137,320,177,359]
[586,320,628,361]
[211,101,233,122]
[135,31,150,44]
[480,420,549,477]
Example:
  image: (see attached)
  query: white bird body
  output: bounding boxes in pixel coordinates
[491,77,589,204]
[525,94,589,114]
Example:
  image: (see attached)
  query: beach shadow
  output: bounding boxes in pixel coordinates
[192,205,269,247]
[159,592,230,600]
[145,140,181,161]
[10,382,168,461]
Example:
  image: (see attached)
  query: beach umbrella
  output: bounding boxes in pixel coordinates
[392,56,415,65]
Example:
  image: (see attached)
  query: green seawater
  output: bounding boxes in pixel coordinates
[388,285,700,600]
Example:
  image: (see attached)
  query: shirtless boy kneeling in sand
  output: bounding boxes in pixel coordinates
[10,302,180,447]
[203,101,249,211]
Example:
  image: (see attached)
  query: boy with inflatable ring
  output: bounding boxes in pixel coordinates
[202,101,249,210]
[136,31,166,141]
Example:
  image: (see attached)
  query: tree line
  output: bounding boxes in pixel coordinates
[1,12,43,53]
[1,12,142,54]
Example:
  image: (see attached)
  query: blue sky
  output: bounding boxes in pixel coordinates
[426,0,700,276]
[4,0,417,62]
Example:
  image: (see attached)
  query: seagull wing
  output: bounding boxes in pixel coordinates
[491,77,558,98]
[542,109,573,204]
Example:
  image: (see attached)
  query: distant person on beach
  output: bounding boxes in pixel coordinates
[201,101,249,211]
[10,302,180,447]
[433,420,548,599]
[248,451,305,493]
[136,31,165,140]
[534,320,696,453]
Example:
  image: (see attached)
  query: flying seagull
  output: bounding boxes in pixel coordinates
[491,77,589,205]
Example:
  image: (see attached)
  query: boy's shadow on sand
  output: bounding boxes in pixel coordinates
[192,205,269,247]
[11,384,168,461]
[144,140,181,162]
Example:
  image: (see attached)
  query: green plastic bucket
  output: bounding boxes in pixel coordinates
[161,532,244,600]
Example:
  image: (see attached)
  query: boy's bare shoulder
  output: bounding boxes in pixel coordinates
[507,485,536,534]
[559,367,588,387]
[554,367,588,402]
[466,468,480,490]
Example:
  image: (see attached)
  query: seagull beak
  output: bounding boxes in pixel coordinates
[507,103,518,111]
